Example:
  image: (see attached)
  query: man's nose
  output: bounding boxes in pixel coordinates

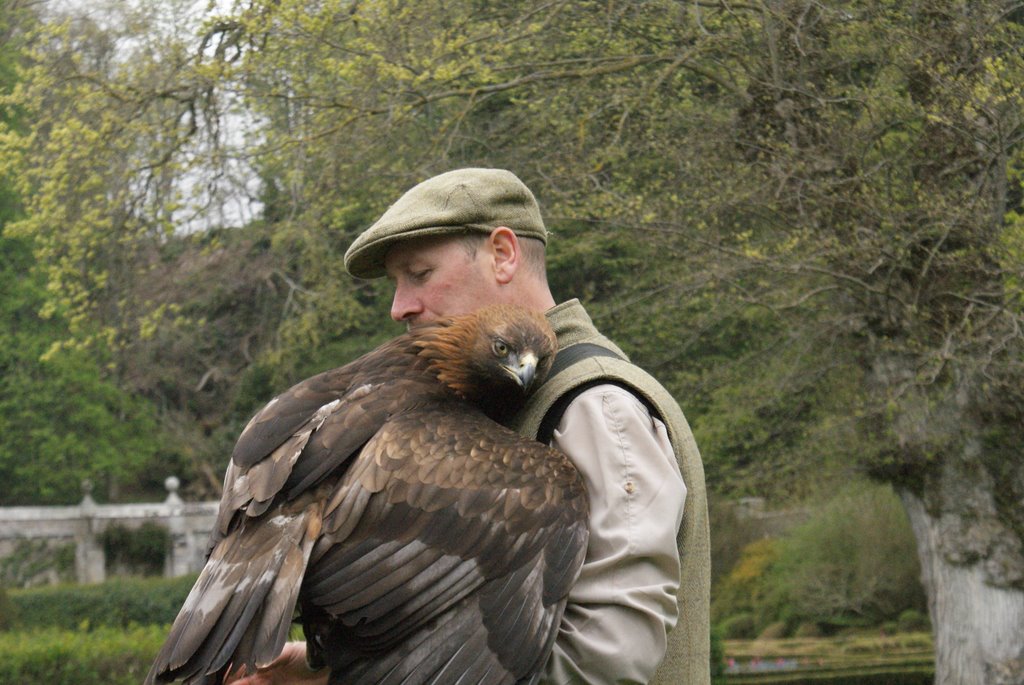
[390,288,421,323]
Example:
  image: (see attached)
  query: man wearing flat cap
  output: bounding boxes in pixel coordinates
[232,169,710,684]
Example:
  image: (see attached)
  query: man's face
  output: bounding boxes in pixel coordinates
[384,234,500,327]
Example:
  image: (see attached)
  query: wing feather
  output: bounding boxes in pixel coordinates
[229,339,411,468]
[298,407,587,684]
[231,368,350,468]
[211,379,396,548]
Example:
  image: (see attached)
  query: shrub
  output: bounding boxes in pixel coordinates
[793,621,823,638]
[0,625,166,684]
[710,626,726,683]
[712,535,796,636]
[897,609,931,633]
[0,586,16,630]
[99,522,170,576]
[712,481,926,637]
[770,480,926,628]
[709,497,772,586]
[757,621,788,639]
[9,574,196,630]
[719,612,756,639]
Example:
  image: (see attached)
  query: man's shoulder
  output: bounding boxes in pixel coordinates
[532,340,670,443]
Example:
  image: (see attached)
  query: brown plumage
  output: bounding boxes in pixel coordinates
[146,305,589,685]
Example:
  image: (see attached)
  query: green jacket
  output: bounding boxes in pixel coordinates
[512,299,711,685]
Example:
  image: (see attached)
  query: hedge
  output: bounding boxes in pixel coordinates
[0,625,167,684]
[7,574,197,630]
[722,667,933,684]
[722,633,934,685]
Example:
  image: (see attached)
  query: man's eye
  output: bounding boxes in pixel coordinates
[410,269,431,282]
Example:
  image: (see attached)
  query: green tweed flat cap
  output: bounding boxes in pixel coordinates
[344,168,547,279]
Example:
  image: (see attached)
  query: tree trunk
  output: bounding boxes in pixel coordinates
[900,485,1024,685]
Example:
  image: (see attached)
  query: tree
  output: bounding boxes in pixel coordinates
[5,1,1023,679]
[654,2,1024,682]
[0,0,161,503]
[0,0,306,496]
[229,2,1021,679]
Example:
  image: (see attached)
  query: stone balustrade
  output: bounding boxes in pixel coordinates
[1,489,804,587]
[0,477,218,585]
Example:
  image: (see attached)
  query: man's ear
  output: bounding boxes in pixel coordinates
[488,227,520,285]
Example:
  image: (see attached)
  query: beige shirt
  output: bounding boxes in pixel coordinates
[541,384,687,684]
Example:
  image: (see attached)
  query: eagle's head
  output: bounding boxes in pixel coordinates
[413,305,557,419]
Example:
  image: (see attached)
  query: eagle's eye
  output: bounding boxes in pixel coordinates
[492,339,510,357]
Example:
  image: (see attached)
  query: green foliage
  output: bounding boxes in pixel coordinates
[710,625,726,683]
[758,621,789,639]
[0,237,162,503]
[709,496,771,586]
[794,622,824,639]
[8,574,196,631]
[0,3,24,227]
[897,609,931,634]
[714,481,926,636]
[0,348,162,504]
[2,0,1021,510]
[0,624,166,684]
[712,537,786,634]
[719,613,756,640]
[772,482,926,629]
[99,523,169,576]
[691,312,869,502]
[0,585,15,631]
[0,7,1020,682]
[0,4,164,504]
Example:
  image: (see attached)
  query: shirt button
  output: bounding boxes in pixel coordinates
[624,481,636,494]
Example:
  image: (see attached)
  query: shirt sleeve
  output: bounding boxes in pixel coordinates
[540,384,687,685]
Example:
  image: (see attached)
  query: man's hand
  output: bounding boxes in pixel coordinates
[223,642,327,685]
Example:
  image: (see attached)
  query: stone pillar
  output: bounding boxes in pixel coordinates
[74,479,106,584]
[164,476,197,577]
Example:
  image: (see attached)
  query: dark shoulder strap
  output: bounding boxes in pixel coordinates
[537,343,659,444]
[545,342,623,381]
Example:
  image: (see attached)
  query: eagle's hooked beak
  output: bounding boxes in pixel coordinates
[509,352,539,391]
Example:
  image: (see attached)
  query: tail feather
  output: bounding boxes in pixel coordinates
[251,534,316,667]
[146,503,319,684]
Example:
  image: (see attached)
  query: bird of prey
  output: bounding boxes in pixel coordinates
[146,304,589,685]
